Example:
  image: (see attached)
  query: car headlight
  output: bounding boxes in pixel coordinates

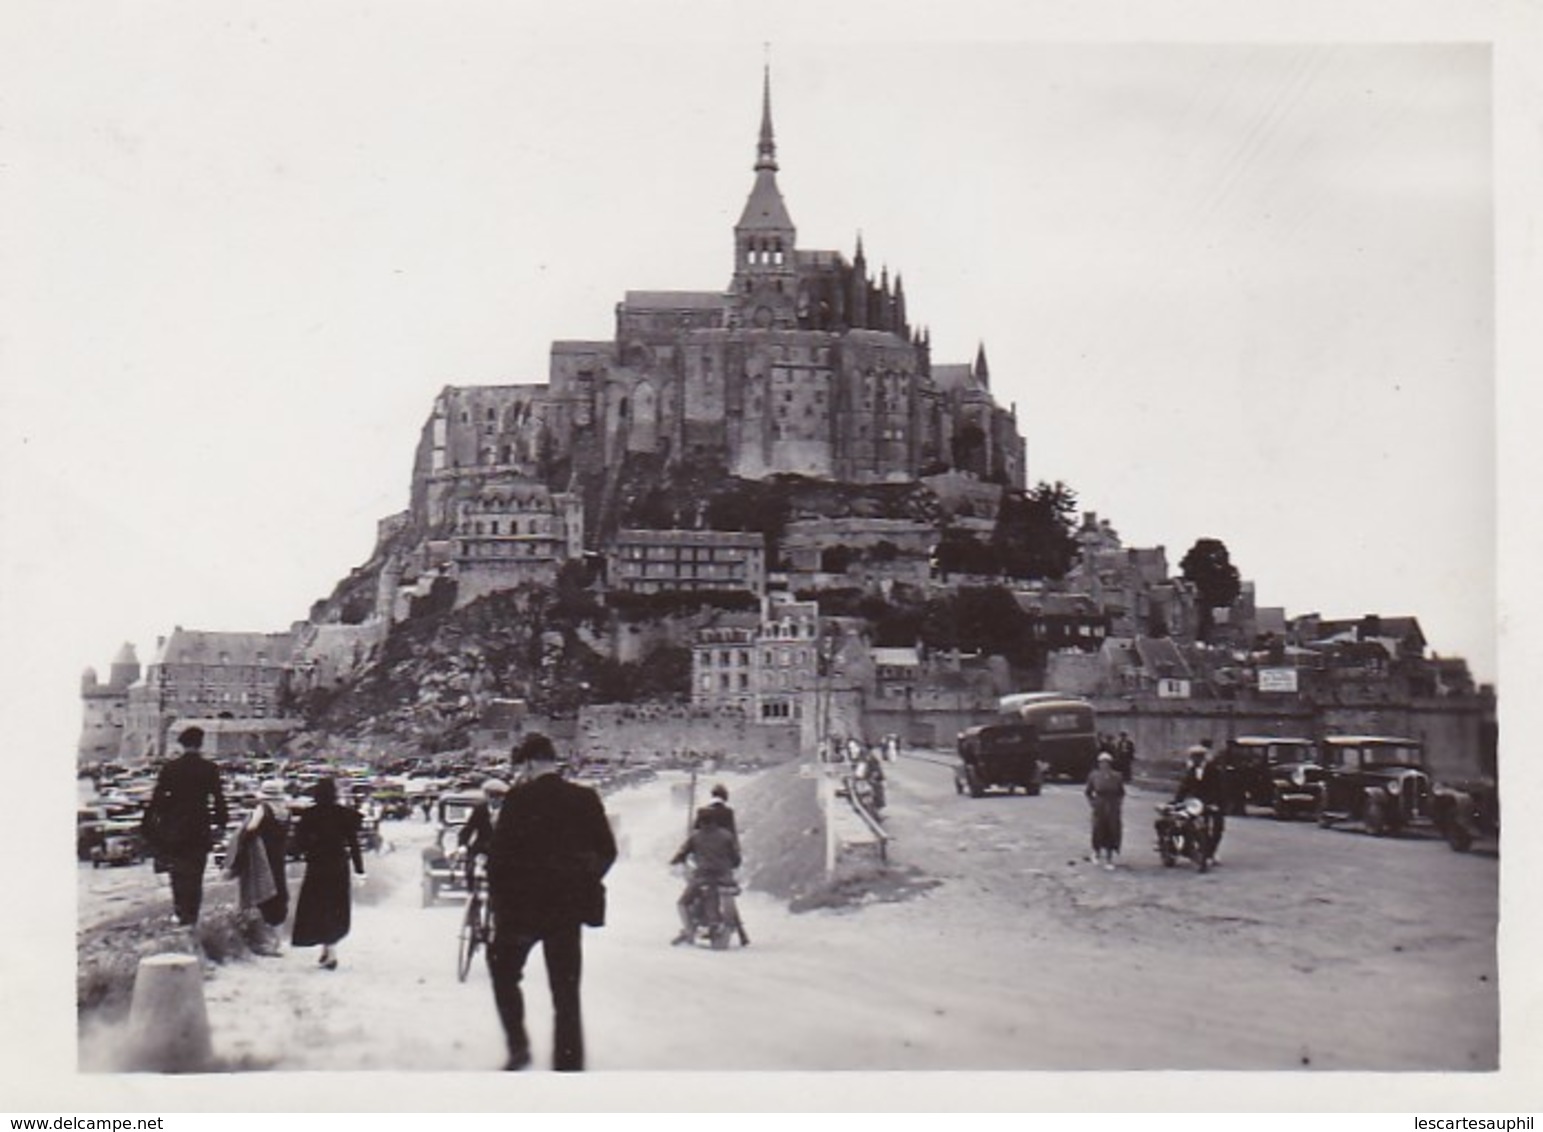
[1385,781,1401,796]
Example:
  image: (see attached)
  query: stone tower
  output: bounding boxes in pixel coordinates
[730,67,799,331]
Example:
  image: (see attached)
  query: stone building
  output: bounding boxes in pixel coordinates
[607,529,767,597]
[121,628,299,758]
[78,643,140,763]
[408,69,1027,551]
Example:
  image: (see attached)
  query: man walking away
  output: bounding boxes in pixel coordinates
[486,733,617,1072]
[142,726,229,928]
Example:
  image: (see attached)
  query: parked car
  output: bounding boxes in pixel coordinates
[1316,736,1433,836]
[954,722,1045,797]
[90,820,145,867]
[373,789,414,821]
[1217,737,1324,819]
[1431,776,1499,852]
[421,790,482,906]
[77,806,110,862]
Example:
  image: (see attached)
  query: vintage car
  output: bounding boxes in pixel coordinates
[1316,736,1433,836]
[77,806,110,862]
[421,790,483,906]
[90,820,145,867]
[1217,737,1324,818]
[954,722,1045,797]
[1431,776,1499,852]
[372,788,414,821]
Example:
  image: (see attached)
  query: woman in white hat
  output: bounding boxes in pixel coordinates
[223,779,292,953]
[1085,751,1126,870]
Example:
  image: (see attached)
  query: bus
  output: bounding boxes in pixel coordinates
[998,693,1099,782]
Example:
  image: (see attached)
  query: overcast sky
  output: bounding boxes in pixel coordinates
[0,3,1525,765]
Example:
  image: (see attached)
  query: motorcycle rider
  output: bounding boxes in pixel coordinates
[1173,742,1226,863]
[694,783,737,837]
[669,816,745,946]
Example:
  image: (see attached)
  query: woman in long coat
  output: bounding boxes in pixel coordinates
[1084,751,1126,870]
[291,777,365,969]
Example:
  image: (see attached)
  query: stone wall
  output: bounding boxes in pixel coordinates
[575,702,801,764]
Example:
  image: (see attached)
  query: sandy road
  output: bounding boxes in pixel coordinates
[879,753,1499,1070]
[79,758,1497,1073]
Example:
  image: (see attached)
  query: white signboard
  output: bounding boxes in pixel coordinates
[1157,678,1191,699]
[1258,667,1300,693]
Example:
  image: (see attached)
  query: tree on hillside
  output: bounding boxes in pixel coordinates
[994,480,1080,580]
[1179,537,1242,642]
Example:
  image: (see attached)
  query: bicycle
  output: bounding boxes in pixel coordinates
[457,870,494,982]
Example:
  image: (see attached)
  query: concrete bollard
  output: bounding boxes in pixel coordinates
[123,954,213,1073]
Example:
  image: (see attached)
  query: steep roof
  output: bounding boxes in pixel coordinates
[157,629,298,667]
[1134,636,1192,679]
[736,169,794,232]
[623,291,725,311]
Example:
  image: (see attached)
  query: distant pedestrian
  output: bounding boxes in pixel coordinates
[1085,751,1126,870]
[486,732,617,1072]
[291,777,366,970]
[1114,731,1136,783]
[141,726,229,928]
[224,779,292,954]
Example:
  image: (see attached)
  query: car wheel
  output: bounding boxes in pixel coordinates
[1026,784,1042,797]
[1445,823,1474,852]
[966,769,984,799]
[1364,794,1388,837]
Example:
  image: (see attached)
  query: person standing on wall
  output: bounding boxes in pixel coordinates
[486,733,618,1072]
[141,726,229,929]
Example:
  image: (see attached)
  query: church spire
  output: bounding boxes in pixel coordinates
[755,64,778,173]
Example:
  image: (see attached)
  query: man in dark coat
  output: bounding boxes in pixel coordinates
[458,777,509,890]
[142,726,229,926]
[486,733,617,1072]
[693,783,737,837]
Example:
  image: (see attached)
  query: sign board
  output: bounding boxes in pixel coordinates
[1156,678,1191,699]
[1257,667,1299,693]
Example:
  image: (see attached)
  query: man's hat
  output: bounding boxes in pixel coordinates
[178,726,205,749]
[1187,744,1208,758]
[1097,751,1114,763]
[482,777,510,796]
[710,783,728,801]
[513,733,557,764]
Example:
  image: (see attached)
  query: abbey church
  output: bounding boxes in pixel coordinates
[410,71,1026,533]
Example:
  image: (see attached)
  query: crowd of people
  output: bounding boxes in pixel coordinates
[134,721,1233,1070]
[138,726,617,1073]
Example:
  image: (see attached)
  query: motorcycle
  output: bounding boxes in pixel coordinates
[1155,797,1216,872]
[682,877,748,950]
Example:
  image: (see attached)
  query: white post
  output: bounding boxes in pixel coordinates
[823,774,836,875]
[123,953,213,1072]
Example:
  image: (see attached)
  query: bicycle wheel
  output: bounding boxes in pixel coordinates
[457,900,481,982]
